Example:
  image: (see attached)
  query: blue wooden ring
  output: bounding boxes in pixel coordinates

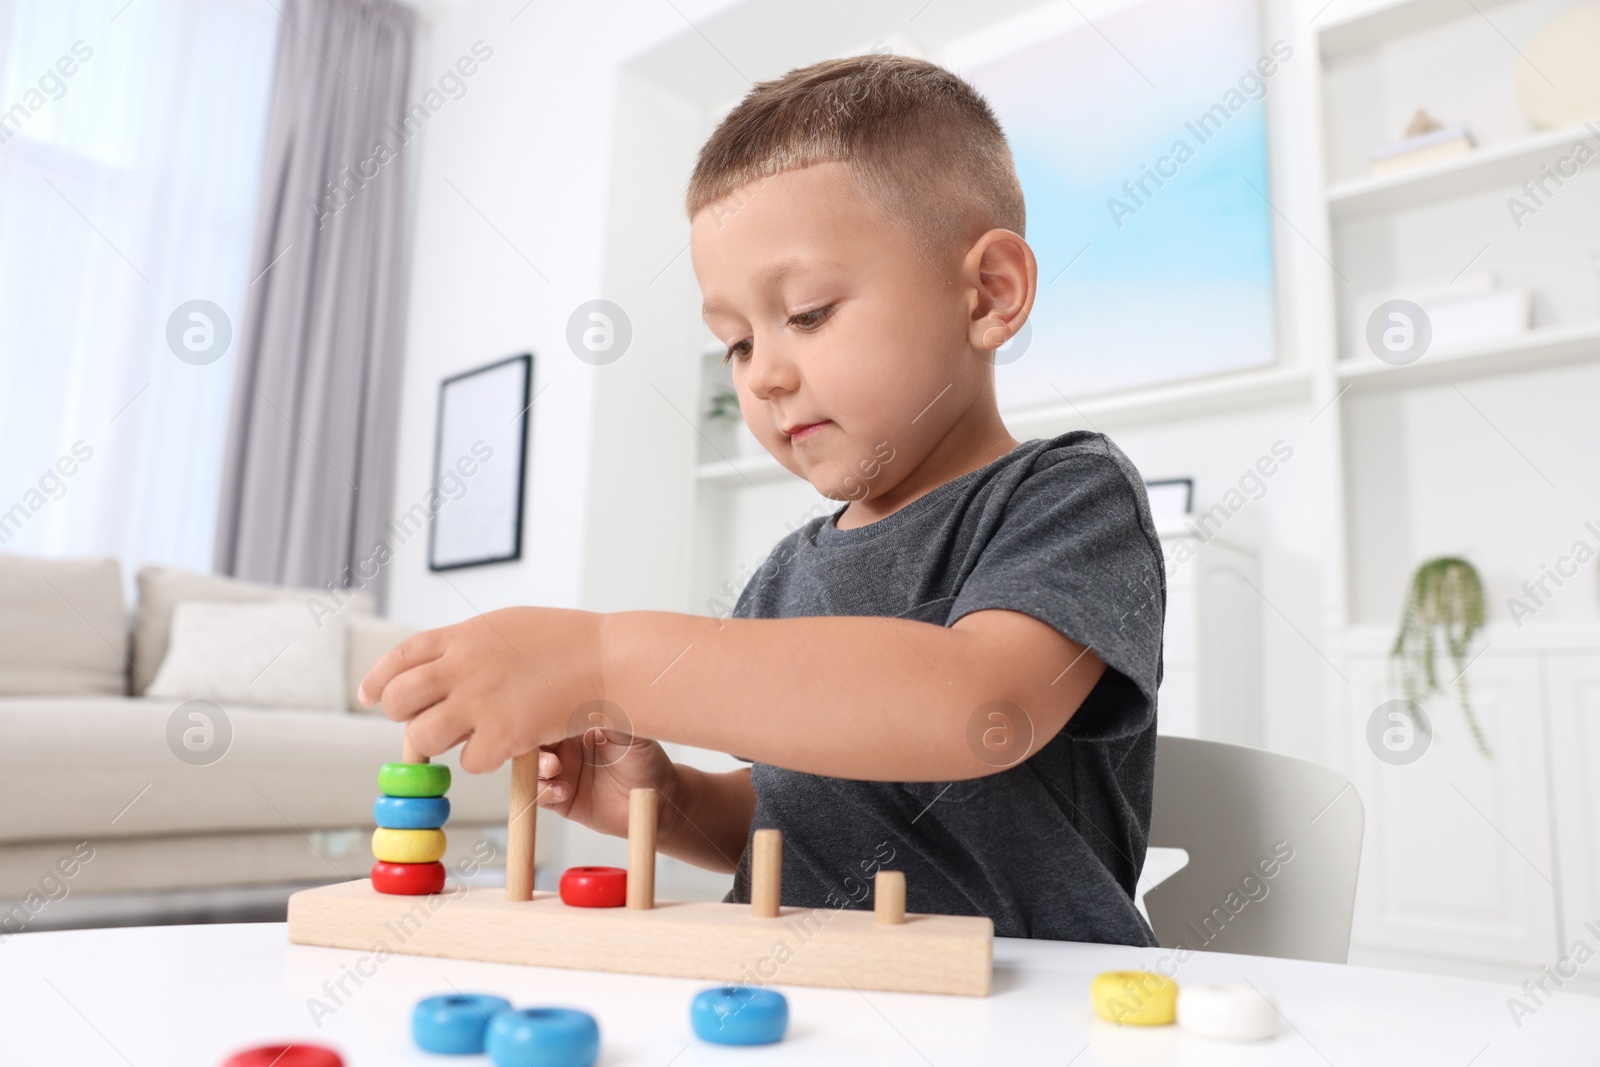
[374,794,450,829]
[690,985,788,1045]
[487,1007,599,1067]
[412,993,511,1054]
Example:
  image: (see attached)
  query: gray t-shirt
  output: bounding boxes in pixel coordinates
[722,431,1165,946]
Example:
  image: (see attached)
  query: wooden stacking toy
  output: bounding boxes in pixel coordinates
[370,739,450,896]
[690,985,788,1045]
[1091,970,1178,1026]
[411,993,511,1055]
[288,746,993,995]
[486,1007,599,1067]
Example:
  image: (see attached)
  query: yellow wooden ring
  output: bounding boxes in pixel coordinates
[372,827,446,864]
[1091,970,1177,1026]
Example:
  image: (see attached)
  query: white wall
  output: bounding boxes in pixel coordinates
[386,0,742,629]
[384,0,755,892]
[577,70,706,615]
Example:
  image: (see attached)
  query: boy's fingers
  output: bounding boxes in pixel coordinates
[584,727,633,751]
[537,740,580,807]
[358,628,447,706]
[404,697,472,762]
[538,741,582,779]
[457,727,508,776]
[378,661,450,723]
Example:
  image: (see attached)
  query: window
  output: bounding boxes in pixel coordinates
[0,0,279,582]
[947,0,1281,407]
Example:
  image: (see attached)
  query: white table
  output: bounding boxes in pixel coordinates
[4,922,1594,1064]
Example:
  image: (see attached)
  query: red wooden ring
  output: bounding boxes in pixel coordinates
[221,1045,343,1067]
[558,865,627,908]
[371,860,446,896]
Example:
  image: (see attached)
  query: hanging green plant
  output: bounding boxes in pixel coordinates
[1390,556,1490,757]
[704,385,742,424]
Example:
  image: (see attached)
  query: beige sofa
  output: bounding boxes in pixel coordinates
[0,552,538,928]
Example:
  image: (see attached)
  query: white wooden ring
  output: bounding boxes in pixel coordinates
[1175,982,1278,1041]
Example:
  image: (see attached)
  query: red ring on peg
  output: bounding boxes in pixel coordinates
[371,860,446,896]
[221,1045,343,1067]
[559,865,627,908]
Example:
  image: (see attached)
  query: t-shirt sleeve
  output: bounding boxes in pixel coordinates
[947,446,1165,740]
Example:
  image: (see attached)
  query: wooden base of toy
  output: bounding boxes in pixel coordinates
[286,880,993,996]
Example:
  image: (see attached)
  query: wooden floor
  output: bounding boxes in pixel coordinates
[287,880,993,996]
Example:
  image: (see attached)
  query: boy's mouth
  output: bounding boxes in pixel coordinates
[784,420,832,443]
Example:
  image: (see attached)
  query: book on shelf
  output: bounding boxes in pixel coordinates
[1369,109,1476,176]
[1369,124,1476,176]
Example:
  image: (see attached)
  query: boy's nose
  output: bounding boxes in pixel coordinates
[743,341,801,400]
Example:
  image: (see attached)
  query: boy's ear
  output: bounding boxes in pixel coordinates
[964,228,1037,357]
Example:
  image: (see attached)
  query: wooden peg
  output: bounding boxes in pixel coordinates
[751,828,782,918]
[874,870,906,925]
[506,752,538,902]
[626,787,658,910]
[401,735,428,764]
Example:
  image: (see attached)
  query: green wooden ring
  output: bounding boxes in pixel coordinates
[379,762,451,797]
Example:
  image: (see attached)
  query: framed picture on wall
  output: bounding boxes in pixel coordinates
[427,353,533,571]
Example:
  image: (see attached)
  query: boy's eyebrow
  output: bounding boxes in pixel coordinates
[700,256,841,320]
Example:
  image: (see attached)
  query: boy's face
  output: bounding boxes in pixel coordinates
[691,161,1003,503]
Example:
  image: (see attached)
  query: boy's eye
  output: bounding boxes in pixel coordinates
[720,305,834,366]
[790,304,834,330]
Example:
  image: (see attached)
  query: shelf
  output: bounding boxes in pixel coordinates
[1326,120,1600,219]
[1317,0,1517,60]
[693,367,1315,485]
[1337,320,1600,392]
[695,452,789,487]
[1003,366,1313,437]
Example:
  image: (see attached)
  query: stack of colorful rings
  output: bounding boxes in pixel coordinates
[371,761,451,895]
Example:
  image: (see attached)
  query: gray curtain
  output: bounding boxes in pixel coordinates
[214,0,415,611]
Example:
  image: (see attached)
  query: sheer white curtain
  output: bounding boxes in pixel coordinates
[0,0,279,591]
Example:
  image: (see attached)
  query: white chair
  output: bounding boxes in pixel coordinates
[1143,736,1364,964]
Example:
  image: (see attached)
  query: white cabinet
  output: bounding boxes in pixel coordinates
[1158,532,1264,747]
[1346,649,1558,967]
[1344,633,1600,971]
[1547,654,1600,977]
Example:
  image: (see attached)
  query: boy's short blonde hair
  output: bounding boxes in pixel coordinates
[686,54,1025,267]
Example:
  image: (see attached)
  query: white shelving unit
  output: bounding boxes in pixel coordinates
[1311,0,1600,978]
[1316,0,1520,59]
[1336,318,1600,390]
[1327,118,1600,218]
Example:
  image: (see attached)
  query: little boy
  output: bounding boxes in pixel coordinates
[361,55,1165,946]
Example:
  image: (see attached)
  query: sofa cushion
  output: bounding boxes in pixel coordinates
[345,614,420,712]
[0,695,510,843]
[0,552,127,696]
[149,600,347,709]
[132,565,373,695]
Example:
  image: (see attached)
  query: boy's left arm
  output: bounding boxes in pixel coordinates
[361,605,1104,781]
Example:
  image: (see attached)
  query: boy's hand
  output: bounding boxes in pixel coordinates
[357,606,604,774]
[536,730,682,838]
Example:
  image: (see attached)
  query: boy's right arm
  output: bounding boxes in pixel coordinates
[537,732,755,874]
